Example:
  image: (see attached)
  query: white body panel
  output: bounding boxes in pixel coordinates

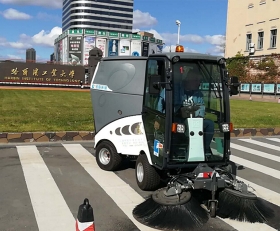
[94,115,153,164]
[187,118,205,161]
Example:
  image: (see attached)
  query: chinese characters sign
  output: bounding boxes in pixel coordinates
[0,62,85,85]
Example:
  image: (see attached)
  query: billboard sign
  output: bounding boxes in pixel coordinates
[149,43,157,55]
[251,83,262,93]
[108,39,119,56]
[131,40,141,56]
[142,42,149,57]
[263,84,275,93]
[119,40,131,56]
[68,36,83,65]
[83,36,96,65]
[96,38,106,57]
[0,62,85,85]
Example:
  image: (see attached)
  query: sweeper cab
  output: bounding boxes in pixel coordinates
[90,46,273,225]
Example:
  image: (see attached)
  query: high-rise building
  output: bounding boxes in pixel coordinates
[26,48,36,63]
[62,0,134,33]
[50,53,55,61]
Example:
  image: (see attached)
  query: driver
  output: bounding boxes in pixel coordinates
[179,69,214,155]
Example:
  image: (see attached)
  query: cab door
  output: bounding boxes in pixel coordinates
[142,58,166,169]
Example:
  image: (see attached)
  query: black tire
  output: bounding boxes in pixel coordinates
[96,141,122,171]
[135,154,161,191]
[210,201,217,218]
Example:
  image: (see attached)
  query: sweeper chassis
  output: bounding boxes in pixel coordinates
[155,163,253,218]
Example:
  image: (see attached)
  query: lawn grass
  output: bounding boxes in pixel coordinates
[230,100,280,128]
[0,89,280,132]
[0,89,94,132]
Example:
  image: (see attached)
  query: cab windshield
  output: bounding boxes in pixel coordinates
[169,60,225,164]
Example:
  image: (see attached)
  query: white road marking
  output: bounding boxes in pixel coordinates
[17,145,75,231]
[231,155,280,180]
[231,143,280,162]
[62,143,158,231]
[238,139,280,152]
[63,144,278,231]
[235,176,280,207]
[266,138,280,143]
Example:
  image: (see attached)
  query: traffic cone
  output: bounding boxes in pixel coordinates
[75,198,95,231]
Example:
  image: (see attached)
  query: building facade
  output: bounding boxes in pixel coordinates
[26,48,36,63]
[62,0,134,33]
[225,0,279,58]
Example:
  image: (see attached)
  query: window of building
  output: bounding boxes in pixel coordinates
[257,31,264,49]
[246,34,252,50]
[248,3,254,8]
[270,29,277,48]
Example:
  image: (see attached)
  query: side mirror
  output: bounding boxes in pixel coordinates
[148,75,161,95]
[230,76,239,84]
[229,76,240,95]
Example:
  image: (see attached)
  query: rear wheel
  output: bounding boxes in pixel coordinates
[96,141,122,171]
[135,154,161,191]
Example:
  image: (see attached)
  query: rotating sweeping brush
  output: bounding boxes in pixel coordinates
[133,187,209,230]
[216,188,274,223]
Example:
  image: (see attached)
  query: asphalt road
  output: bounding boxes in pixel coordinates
[0,137,280,231]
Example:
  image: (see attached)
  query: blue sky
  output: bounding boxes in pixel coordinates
[0,0,228,62]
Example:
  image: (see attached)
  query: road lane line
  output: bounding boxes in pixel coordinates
[231,155,280,180]
[63,144,278,231]
[231,143,280,162]
[238,139,280,152]
[17,145,75,231]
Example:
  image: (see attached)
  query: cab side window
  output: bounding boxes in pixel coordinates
[144,59,165,113]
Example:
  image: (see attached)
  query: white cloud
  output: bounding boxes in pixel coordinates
[0,8,32,20]
[0,0,62,8]
[132,28,224,55]
[133,10,157,29]
[0,26,62,50]
[32,27,62,46]
[6,54,22,59]
[205,35,225,46]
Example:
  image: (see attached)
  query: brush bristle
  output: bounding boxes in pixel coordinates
[216,189,274,223]
[133,196,209,230]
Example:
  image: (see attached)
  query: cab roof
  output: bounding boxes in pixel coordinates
[101,52,223,62]
[149,52,223,61]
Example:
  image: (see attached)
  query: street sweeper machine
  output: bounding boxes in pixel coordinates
[89,45,274,230]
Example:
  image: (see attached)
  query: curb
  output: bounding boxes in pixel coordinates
[0,128,280,144]
[0,131,95,144]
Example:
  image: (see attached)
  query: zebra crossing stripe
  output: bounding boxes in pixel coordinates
[236,176,280,207]
[62,143,159,231]
[63,144,279,231]
[238,139,280,152]
[231,143,280,163]
[17,145,75,231]
[266,138,280,143]
[231,155,280,180]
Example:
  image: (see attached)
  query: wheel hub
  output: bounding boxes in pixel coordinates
[136,162,144,183]
[152,187,191,206]
[99,148,110,165]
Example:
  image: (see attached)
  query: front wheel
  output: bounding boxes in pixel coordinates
[135,154,161,191]
[96,141,122,171]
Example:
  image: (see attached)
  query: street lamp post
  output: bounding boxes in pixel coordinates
[176,20,181,45]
